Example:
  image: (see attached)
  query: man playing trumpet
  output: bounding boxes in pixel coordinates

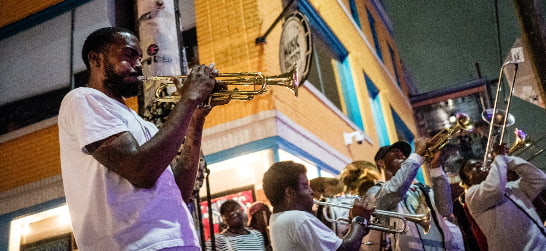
[263,161,374,250]
[58,27,229,250]
[366,138,464,251]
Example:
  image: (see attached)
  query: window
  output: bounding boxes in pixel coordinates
[9,205,75,251]
[392,109,414,144]
[388,44,401,87]
[0,88,69,135]
[306,36,343,109]
[366,74,389,145]
[299,1,365,131]
[348,0,361,28]
[337,60,364,130]
[367,9,383,61]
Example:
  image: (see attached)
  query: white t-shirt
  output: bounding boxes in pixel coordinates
[58,87,199,251]
[269,210,342,251]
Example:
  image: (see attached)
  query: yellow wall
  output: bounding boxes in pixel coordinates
[0,125,60,192]
[195,0,283,74]
[0,98,139,193]
[0,0,64,28]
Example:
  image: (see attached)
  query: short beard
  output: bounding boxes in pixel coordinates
[103,63,140,98]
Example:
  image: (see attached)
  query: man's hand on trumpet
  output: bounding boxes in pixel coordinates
[428,150,443,169]
[206,77,231,108]
[419,136,449,167]
[173,63,218,106]
[349,197,374,223]
[170,63,231,110]
[415,137,429,157]
[420,136,448,168]
[334,197,373,250]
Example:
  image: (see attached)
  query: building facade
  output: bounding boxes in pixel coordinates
[0,0,418,249]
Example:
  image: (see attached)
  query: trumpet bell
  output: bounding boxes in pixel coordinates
[482,108,515,127]
[456,113,474,130]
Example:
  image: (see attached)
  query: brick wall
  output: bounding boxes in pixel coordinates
[0,125,61,192]
[195,0,282,74]
[0,0,64,27]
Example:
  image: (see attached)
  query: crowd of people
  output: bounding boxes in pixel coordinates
[58,26,546,251]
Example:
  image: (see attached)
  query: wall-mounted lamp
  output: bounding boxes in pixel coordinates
[343,131,365,145]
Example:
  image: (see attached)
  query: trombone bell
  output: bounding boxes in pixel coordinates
[482,109,515,127]
[141,66,300,103]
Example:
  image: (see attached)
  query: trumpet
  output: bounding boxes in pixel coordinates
[423,113,474,162]
[139,65,299,104]
[313,200,431,234]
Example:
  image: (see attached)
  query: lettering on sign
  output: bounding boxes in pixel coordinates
[279,11,312,84]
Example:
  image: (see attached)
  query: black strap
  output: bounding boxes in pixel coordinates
[415,183,446,249]
[504,193,546,237]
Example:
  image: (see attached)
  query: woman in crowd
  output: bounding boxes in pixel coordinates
[210,199,266,251]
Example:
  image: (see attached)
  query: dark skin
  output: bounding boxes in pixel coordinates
[83,31,227,202]
[462,159,488,187]
[462,144,509,188]
[275,173,373,251]
[378,137,440,181]
[220,204,249,236]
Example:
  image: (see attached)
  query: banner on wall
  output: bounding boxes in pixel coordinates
[136,0,181,76]
[136,0,182,125]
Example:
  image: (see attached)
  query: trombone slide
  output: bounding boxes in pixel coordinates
[482,61,520,170]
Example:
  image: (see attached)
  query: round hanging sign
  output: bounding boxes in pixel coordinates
[279,11,312,85]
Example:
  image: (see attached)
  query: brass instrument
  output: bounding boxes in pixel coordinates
[508,128,528,155]
[313,200,431,234]
[482,61,519,170]
[139,66,299,103]
[423,113,474,162]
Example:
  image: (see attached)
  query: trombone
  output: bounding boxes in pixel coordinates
[481,61,520,170]
[313,200,431,234]
[139,65,299,104]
